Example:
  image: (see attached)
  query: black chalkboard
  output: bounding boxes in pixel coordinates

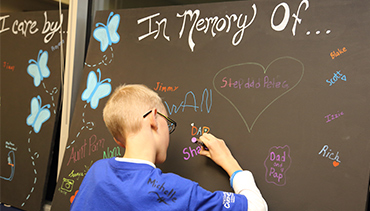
[0,10,67,211]
[52,1,370,210]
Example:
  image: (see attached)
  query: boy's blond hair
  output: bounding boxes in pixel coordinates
[103,84,164,143]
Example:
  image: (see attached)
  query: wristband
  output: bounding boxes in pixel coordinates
[230,170,243,189]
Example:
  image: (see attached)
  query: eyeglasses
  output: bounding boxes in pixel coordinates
[143,110,177,134]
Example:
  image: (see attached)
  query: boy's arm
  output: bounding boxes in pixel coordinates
[232,170,268,211]
[198,133,268,211]
[198,133,242,176]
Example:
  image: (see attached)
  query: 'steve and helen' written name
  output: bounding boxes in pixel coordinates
[137,0,309,51]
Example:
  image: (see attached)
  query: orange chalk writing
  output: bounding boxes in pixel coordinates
[154,82,179,92]
[330,47,347,59]
[3,62,15,71]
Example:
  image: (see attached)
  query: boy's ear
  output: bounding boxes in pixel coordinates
[114,137,126,148]
[149,108,159,131]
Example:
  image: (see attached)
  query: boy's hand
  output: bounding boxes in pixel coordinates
[198,133,242,177]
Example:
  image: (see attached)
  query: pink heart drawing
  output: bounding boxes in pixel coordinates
[213,56,304,132]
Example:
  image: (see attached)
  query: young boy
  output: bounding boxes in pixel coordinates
[70,84,267,211]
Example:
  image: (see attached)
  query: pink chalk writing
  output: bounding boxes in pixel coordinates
[183,146,201,160]
[67,134,105,166]
[221,76,289,90]
[325,111,344,123]
[264,145,292,186]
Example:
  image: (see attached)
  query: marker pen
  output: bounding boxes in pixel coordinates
[191,137,209,151]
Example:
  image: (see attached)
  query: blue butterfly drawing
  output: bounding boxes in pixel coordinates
[27,50,50,87]
[27,95,51,133]
[81,69,112,109]
[93,12,120,52]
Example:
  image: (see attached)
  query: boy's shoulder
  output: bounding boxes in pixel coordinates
[89,157,112,169]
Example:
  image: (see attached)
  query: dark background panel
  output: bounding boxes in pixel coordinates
[52,1,370,210]
[1,10,67,211]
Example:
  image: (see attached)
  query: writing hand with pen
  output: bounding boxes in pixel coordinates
[193,133,243,177]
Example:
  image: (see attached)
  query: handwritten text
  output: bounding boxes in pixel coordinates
[325,111,344,123]
[264,145,292,186]
[137,0,309,51]
[67,134,105,166]
[164,88,212,115]
[221,76,289,90]
[0,11,64,43]
[154,82,179,92]
[330,47,347,59]
[326,70,346,86]
[318,144,341,167]
[2,62,15,71]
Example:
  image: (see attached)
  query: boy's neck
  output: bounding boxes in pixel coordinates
[123,131,157,164]
[116,157,156,168]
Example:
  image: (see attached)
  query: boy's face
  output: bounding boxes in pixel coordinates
[155,110,170,164]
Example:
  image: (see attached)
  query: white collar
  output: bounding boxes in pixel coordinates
[115,157,156,168]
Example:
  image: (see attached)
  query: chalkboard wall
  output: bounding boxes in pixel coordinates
[0,10,67,211]
[52,1,370,210]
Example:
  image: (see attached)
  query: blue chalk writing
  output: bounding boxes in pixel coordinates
[164,88,212,115]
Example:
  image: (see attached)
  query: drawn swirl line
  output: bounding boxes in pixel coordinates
[66,103,94,150]
[22,130,40,207]
[84,46,114,68]
[42,82,59,114]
